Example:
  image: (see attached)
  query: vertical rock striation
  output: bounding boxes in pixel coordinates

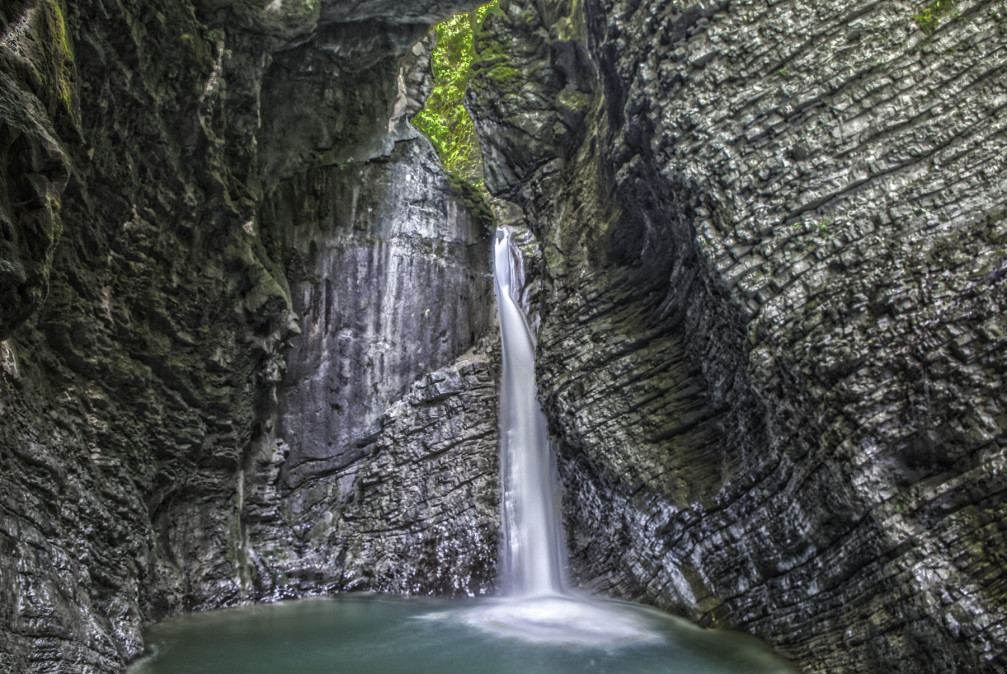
[1,0,496,671]
[467,0,1007,671]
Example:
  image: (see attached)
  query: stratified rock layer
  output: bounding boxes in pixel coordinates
[1,1,495,671]
[4,0,1006,671]
[467,0,1007,672]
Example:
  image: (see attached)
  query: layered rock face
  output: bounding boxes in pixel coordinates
[1,1,495,671]
[4,0,1006,671]
[467,0,1007,671]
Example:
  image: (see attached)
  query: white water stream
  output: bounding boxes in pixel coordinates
[493,227,568,598]
[127,228,795,674]
[460,228,657,646]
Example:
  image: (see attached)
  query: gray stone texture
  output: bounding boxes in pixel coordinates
[467,0,1007,672]
[4,0,1007,671]
[1,0,494,671]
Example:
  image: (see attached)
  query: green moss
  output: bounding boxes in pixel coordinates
[413,5,488,180]
[468,12,521,97]
[33,0,80,130]
[447,172,494,235]
[481,64,521,90]
[557,87,591,113]
[412,1,502,182]
[48,195,63,244]
[412,2,502,231]
[913,0,956,36]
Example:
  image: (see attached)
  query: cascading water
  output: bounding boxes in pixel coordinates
[460,227,663,646]
[129,226,795,674]
[493,227,567,598]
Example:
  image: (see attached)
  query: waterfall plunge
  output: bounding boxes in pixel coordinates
[459,228,657,647]
[131,228,795,674]
[493,228,568,598]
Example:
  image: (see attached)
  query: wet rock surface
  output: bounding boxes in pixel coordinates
[266,139,494,488]
[0,0,75,338]
[3,0,1006,671]
[1,0,494,671]
[241,347,500,600]
[467,0,1007,672]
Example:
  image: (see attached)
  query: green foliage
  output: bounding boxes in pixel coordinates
[913,0,956,36]
[412,1,499,181]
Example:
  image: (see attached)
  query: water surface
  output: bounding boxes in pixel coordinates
[130,594,795,674]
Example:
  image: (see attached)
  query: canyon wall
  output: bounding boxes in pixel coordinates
[4,0,1007,671]
[0,1,496,671]
[466,0,1007,671]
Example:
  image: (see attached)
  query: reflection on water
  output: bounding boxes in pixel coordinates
[130,595,795,674]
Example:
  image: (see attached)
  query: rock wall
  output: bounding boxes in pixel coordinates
[467,0,1007,672]
[4,0,1006,671]
[1,1,495,671]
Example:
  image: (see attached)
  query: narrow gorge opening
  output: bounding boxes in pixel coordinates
[3,0,1005,672]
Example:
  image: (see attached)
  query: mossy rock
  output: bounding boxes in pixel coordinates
[447,172,495,236]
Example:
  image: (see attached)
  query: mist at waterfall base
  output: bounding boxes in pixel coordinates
[129,595,791,673]
[129,228,794,673]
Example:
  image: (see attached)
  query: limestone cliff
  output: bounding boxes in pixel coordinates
[1,1,495,671]
[467,0,1007,671]
[3,0,1007,672]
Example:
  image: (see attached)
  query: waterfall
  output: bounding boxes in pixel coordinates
[131,230,794,673]
[447,229,791,668]
[464,227,655,646]
[493,227,567,597]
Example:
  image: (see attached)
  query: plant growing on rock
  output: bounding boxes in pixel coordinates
[412,1,499,182]
[913,0,957,36]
